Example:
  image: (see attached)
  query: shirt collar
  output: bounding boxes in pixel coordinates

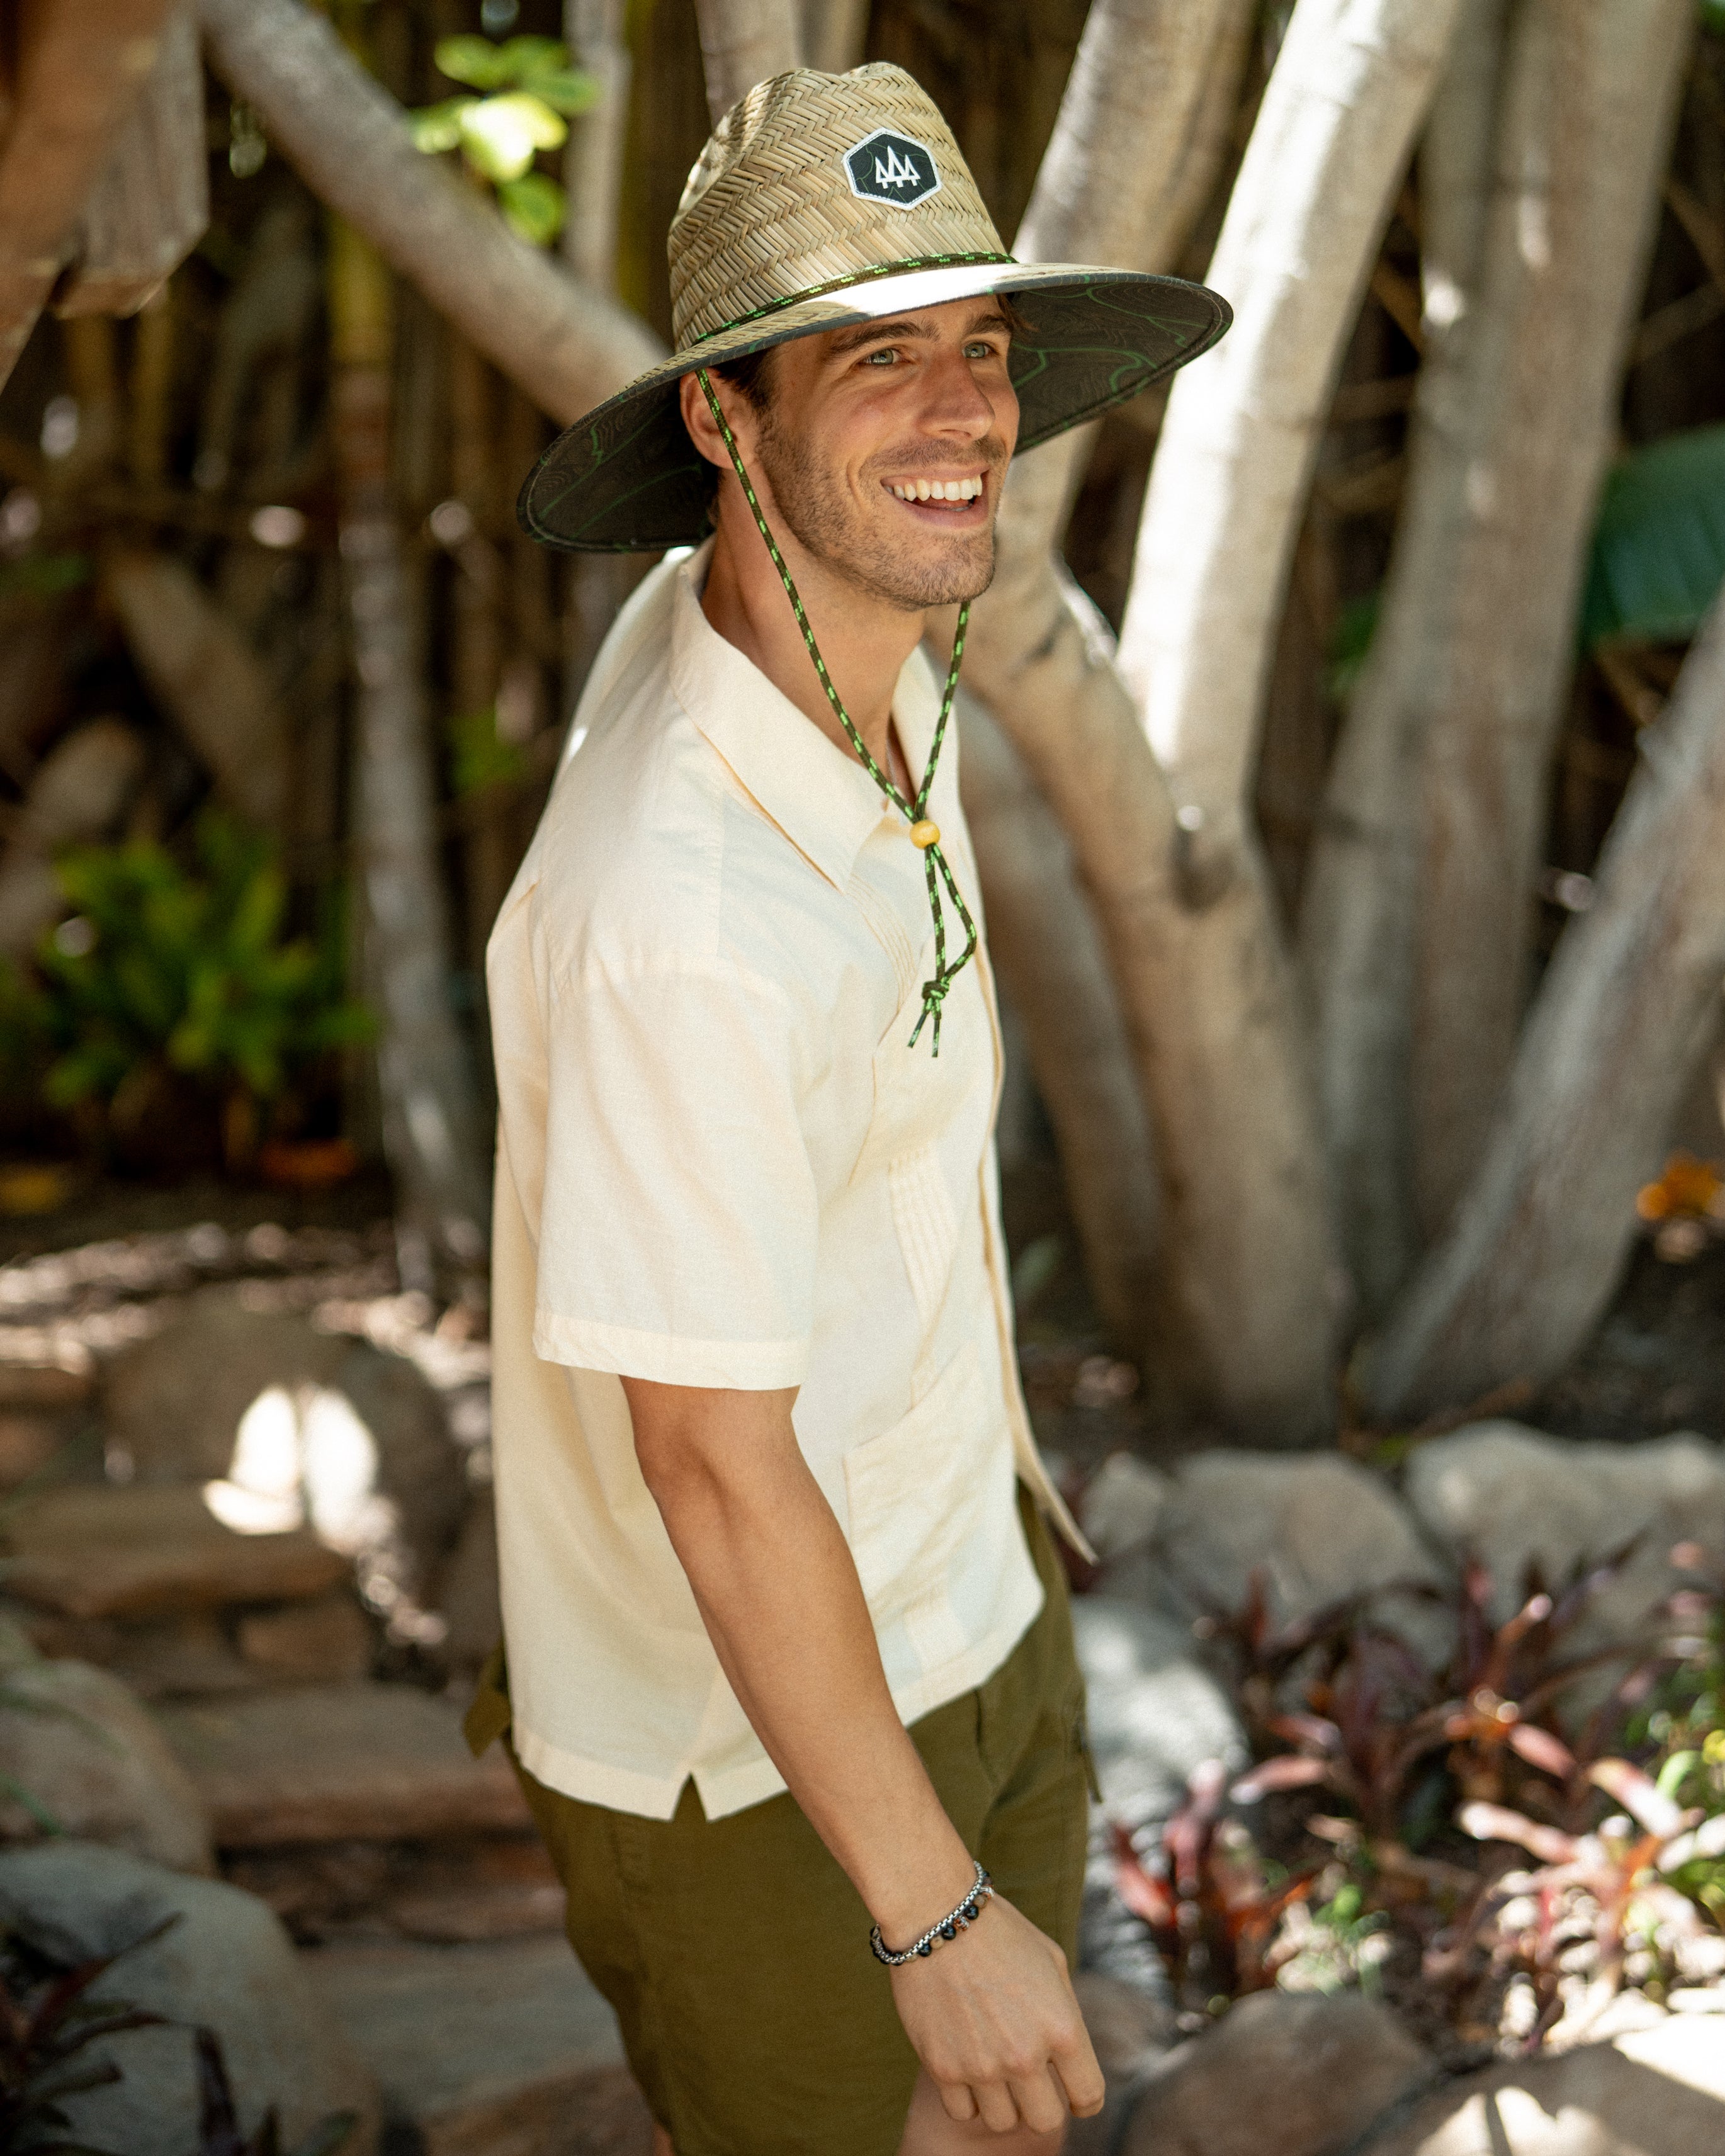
[668,543,939,893]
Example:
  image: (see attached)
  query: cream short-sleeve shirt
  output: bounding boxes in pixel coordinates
[486,543,1082,1822]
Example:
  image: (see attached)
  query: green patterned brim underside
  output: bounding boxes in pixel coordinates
[516,263,1231,553]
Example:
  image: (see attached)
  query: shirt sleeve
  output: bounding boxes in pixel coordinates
[530,962,818,1388]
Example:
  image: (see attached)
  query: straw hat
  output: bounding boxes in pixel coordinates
[518,62,1231,553]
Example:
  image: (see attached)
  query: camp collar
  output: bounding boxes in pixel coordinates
[668,541,939,896]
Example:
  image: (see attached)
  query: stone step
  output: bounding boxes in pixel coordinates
[157,1681,530,1845]
[1,1482,349,1619]
[304,1936,650,2156]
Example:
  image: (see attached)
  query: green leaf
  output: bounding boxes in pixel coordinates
[433,33,515,89]
[458,93,567,183]
[407,97,473,154]
[449,705,529,794]
[517,66,599,116]
[1702,0,1725,37]
[497,172,567,247]
[1326,589,1381,704]
[1581,423,1725,649]
[493,36,571,80]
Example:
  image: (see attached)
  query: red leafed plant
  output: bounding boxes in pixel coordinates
[1111,1761,1321,2009]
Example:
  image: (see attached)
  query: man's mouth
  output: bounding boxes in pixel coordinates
[885,473,986,507]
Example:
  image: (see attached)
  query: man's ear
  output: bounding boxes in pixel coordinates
[680,371,737,471]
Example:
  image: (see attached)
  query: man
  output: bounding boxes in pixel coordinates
[472,62,1228,2156]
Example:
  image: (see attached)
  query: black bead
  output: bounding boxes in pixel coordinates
[917,1941,933,1957]
[962,1901,979,1921]
[940,1923,957,1941]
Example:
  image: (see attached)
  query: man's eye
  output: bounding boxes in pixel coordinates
[862,347,900,366]
[964,341,1002,360]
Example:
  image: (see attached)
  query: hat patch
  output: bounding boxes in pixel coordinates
[843,129,942,210]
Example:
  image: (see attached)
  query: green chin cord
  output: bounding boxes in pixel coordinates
[696,367,978,1057]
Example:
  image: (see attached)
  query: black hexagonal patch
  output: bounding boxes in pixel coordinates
[842,130,942,210]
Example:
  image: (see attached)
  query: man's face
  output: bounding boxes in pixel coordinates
[714,298,1020,612]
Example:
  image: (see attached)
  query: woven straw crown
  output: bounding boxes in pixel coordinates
[669,65,1005,351]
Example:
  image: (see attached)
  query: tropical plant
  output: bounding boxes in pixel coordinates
[1,817,370,1167]
[0,1917,172,2154]
[409,34,596,246]
[191,2026,356,2156]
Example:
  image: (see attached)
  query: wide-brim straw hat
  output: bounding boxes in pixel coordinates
[519,63,1231,553]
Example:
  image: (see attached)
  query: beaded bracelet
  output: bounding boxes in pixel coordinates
[869,1862,993,1968]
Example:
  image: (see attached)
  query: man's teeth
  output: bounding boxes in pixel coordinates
[890,477,983,503]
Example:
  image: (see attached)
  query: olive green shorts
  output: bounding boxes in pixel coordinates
[467,1487,1092,2156]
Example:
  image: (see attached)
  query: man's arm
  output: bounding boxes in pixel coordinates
[623,1376,1104,2136]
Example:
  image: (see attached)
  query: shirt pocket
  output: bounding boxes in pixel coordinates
[842,1338,988,1647]
[852,927,986,1182]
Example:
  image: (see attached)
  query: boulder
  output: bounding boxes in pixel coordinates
[103,1292,468,1624]
[1152,1452,1452,1662]
[1078,1454,1173,1570]
[1120,1990,1432,2156]
[1362,2012,1725,2155]
[0,1839,380,2155]
[1068,1970,1178,2156]
[307,1936,639,2156]
[0,1482,350,1618]
[1072,1598,1246,1998]
[438,1486,501,1675]
[0,1657,214,1873]
[157,1679,531,1845]
[1405,1426,1725,1657]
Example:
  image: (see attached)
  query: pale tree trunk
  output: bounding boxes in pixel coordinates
[959,0,1252,1374]
[1366,593,1725,1421]
[693,0,801,128]
[971,0,1462,1439]
[197,0,662,424]
[562,0,630,293]
[1298,0,1510,1318]
[330,216,490,1279]
[1400,0,1693,1243]
[799,0,869,74]
[956,687,1163,1352]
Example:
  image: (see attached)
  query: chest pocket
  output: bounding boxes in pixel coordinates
[852,927,987,1179]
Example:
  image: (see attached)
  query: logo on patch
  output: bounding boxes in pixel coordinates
[843,130,942,210]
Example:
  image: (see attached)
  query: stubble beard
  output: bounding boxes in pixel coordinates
[752,409,1005,612]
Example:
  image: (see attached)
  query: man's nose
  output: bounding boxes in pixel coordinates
[920,347,1002,439]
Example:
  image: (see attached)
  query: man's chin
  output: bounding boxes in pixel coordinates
[856,531,997,612]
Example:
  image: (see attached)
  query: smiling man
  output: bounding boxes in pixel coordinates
[472,64,1228,2156]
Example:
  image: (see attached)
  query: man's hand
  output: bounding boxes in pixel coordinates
[891,1894,1103,2138]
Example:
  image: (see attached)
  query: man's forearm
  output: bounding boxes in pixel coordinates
[625,1380,976,1942]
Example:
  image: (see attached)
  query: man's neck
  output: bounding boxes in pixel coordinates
[699,507,924,779]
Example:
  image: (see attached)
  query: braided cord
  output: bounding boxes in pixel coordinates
[695,368,978,1055]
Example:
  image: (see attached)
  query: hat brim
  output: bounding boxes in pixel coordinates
[517,262,1230,553]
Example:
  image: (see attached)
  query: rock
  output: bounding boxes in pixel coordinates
[0,1411,65,1488]
[307,1936,642,2155]
[0,1657,215,1872]
[1078,1454,1173,1567]
[0,1839,380,2154]
[104,1293,468,1626]
[0,1363,92,1412]
[0,1482,351,1618]
[1068,1971,1179,2156]
[1120,1990,1432,2156]
[1072,1598,1247,1998]
[237,1592,374,1682]
[438,1486,501,1674]
[1362,2013,1725,2155]
[1405,1426,1725,1661]
[103,1613,261,1700]
[1153,1452,1452,1661]
[157,1679,531,1844]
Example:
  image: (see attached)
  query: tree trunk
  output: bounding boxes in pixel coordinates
[799,0,869,74]
[692,0,801,128]
[1365,590,1725,1421]
[196,0,663,424]
[329,215,490,1278]
[1298,0,1511,1319]
[0,0,178,389]
[1400,0,1693,1243]
[956,686,1163,1353]
[562,0,630,293]
[957,0,1250,1379]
